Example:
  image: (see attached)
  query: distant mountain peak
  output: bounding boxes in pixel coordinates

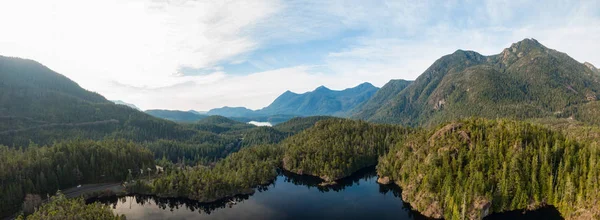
[188,110,207,115]
[498,38,549,66]
[504,38,546,55]
[354,82,376,89]
[449,50,486,63]
[314,85,331,92]
[206,106,258,118]
[513,38,542,47]
[220,106,250,110]
[282,90,298,96]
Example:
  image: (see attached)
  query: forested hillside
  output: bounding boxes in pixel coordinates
[228,114,297,125]
[560,101,600,126]
[273,116,337,133]
[351,79,412,118]
[133,144,283,203]
[191,116,255,134]
[0,56,212,146]
[145,109,207,122]
[0,139,154,217]
[377,118,600,219]
[354,39,600,126]
[281,118,409,182]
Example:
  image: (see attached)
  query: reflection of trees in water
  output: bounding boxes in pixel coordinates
[90,179,278,214]
[279,166,379,192]
[379,184,431,220]
[89,167,429,218]
[484,206,563,220]
[91,193,254,215]
[281,167,430,219]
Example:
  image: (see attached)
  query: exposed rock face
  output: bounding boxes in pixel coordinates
[433,99,446,110]
[470,197,492,220]
[377,176,391,185]
[584,62,598,73]
[400,189,444,219]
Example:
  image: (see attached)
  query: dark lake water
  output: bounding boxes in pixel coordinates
[89,168,563,220]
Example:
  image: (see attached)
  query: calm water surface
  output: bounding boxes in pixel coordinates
[89,168,562,220]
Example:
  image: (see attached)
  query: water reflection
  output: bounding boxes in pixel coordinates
[90,167,405,215]
[88,167,562,220]
[484,206,564,220]
[279,166,378,192]
[91,194,252,215]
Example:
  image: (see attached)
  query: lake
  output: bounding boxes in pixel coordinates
[89,168,563,220]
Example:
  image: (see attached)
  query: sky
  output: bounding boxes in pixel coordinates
[1,0,599,111]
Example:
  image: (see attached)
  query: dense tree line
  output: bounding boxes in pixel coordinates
[190,116,255,134]
[144,118,314,165]
[133,144,283,203]
[273,116,336,133]
[229,114,298,125]
[146,137,241,166]
[0,111,203,147]
[282,119,410,182]
[0,139,154,218]
[18,192,125,220]
[560,101,600,126]
[240,126,290,147]
[377,118,600,219]
[144,109,207,122]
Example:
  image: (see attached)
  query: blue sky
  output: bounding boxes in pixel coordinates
[1,0,599,110]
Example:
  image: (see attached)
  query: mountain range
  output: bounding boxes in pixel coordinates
[110,38,600,128]
[353,38,600,126]
[3,38,599,130]
[209,82,379,118]
[259,82,378,116]
[150,82,380,122]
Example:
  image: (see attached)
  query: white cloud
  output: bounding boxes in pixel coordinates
[0,0,279,89]
[320,0,600,85]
